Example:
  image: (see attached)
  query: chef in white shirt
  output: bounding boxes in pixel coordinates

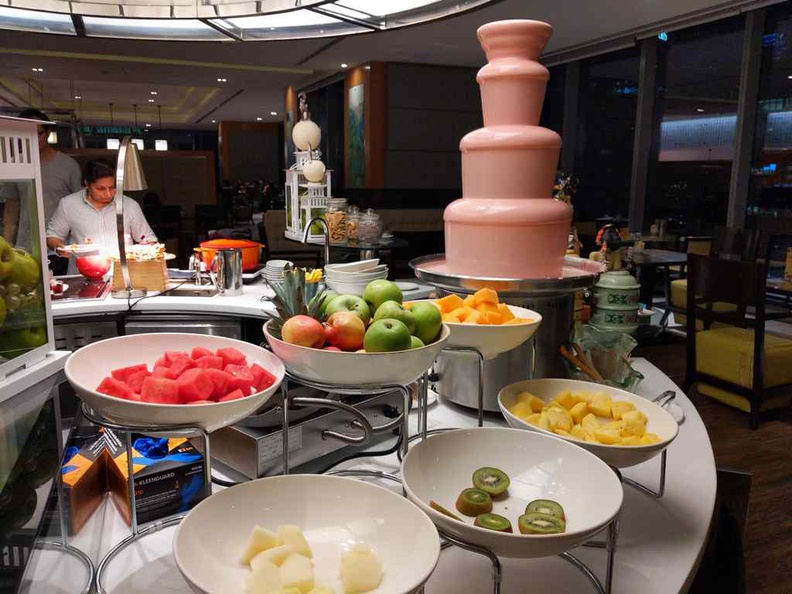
[46,159,157,275]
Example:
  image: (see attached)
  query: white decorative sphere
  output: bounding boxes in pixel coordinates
[302,159,326,183]
[292,120,322,151]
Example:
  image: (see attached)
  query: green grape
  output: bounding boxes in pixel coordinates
[5,283,20,297]
[0,285,7,298]
[5,295,21,310]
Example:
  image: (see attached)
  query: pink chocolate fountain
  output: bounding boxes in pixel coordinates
[444,20,572,279]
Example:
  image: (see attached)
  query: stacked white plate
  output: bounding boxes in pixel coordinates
[324,259,388,295]
[263,259,293,285]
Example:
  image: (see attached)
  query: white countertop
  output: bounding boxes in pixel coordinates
[23,359,715,594]
[51,279,436,320]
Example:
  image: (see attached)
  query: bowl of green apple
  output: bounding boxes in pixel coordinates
[264,278,448,387]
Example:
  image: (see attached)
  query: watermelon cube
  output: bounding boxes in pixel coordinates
[111,363,149,383]
[140,376,180,404]
[224,364,255,395]
[202,368,232,399]
[195,355,224,370]
[97,376,137,400]
[125,369,151,393]
[176,368,214,403]
[248,363,277,391]
[164,350,191,365]
[216,347,247,367]
[218,389,245,402]
[153,365,178,380]
[191,346,214,360]
[169,355,196,378]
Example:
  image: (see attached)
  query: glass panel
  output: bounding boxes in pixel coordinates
[540,64,566,135]
[220,9,364,40]
[83,16,226,40]
[647,16,744,236]
[0,179,50,362]
[573,47,640,226]
[0,7,75,35]
[747,4,792,230]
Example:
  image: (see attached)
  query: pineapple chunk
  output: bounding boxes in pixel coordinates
[340,545,383,594]
[278,526,313,559]
[252,545,296,571]
[515,391,545,413]
[641,433,661,445]
[538,411,552,432]
[524,413,542,426]
[553,428,571,437]
[553,391,577,410]
[308,588,335,594]
[581,413,601,434]
[546,406,573,433]
[508,401,533,420]
[622,410,648,425]
[279,553,314,593]
[590,393,612,418]
[245,559,282,594]
[240,526,281,565]
[575,392,594,404]
[570,424,587,441]
[279,589,304,594]
[620,435,642,446]
[611,400,636,420]
[620,416,646,438]
[595,426,622,445]
[570,401,590,425]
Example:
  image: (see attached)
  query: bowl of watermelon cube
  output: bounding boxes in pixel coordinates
[64,333,285,432]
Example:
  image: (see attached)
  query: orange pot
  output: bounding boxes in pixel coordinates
[198,239,263,272]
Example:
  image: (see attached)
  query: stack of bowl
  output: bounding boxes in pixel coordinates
[324,259,388,295]
[263,259,293,285]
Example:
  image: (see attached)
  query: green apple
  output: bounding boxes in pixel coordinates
[318,291,338,317]
[410,335,425,349]
[362,280,403,314]
[363,319,412,353]
[324,294,371,325]
[0,237,14,281]
[0,296,6,329]
[373,300,416,334]
[0,324,46,358]
[6,249,40,293]
[411,302,443,344]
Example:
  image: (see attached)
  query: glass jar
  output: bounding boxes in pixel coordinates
[346,205,361,246]
[325,198,348,245]
[358,209,383,247]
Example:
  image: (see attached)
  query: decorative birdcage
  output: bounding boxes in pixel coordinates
[283,93,333,242]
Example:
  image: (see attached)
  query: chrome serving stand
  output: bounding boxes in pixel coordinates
[80,403,212,594]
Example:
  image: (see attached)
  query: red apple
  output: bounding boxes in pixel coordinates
[76,255,111,280]
[282,315,325,348]
[324,311,366,351]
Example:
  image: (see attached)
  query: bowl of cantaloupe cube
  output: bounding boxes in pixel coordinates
[498,378,679,468]
[410,288,541,360]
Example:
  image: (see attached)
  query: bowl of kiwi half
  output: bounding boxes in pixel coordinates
[401,427,623,558]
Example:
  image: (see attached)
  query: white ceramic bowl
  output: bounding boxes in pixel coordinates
[401,428,623,559]
[264,321,448,386]
[411,300,542,360]
[325,274,389,297]
[324,258,379,272]
[324,264,388,278]
[173,474,440,594]
[498,378,679,468]
[64,333,284,432]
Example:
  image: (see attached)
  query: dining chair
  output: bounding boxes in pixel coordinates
[684,254,792,429]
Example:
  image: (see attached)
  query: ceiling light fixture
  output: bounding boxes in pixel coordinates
[217,77,227,83]
[256,117,262,121]
[341,63,348,68]
[211,119,216,123]
[145,123,151,127]
[696,108,705,113]
[150,91,158,95]
[270,111,277,116]
[31,67,43,72]
[74,95,81,99]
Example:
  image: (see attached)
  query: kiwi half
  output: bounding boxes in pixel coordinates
[472,467,510,497]
[525,499,566,521]
[455,488,493,517]
[518,512,566,535]
[474,513,513,533]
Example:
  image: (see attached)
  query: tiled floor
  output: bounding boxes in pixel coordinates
[634,336,792,594]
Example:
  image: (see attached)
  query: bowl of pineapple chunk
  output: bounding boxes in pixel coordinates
[498,379,679,468]
[411,288,542,360]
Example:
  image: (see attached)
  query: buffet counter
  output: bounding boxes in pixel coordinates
[26,359,715,594]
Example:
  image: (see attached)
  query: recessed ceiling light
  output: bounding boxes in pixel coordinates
[148,99,155,103]
[270,111,277,116]
[696,108,705,113]
[211,119,216,123]
[364,65,371,70]
[256,117,263,121]
[145,123,151,127]
[788,75,792,79]
[31,67,43,72]
[74,95,81,99]
[217,77,227,83]
[341,63,348,68]
[150,91,158,95]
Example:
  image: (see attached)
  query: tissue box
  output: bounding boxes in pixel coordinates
[59,428,108,535]
[104,429,207,525]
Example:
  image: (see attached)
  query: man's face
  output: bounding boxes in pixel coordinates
[87,176,116,204]
[36,126,48,151]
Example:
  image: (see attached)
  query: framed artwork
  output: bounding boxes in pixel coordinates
[348,83,365,187]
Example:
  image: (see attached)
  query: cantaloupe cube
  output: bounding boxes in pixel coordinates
[436,294,464,314]
[462,310,482,324]
[463,295,477,307]
[473,288,499,306]
[476,302,499,315]
[442,312,463,323]
[481,311,502,325]
[504,318,531,325]
[496,303,515,323]
[448,307,470,322]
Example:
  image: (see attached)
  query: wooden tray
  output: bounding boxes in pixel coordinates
[111,259,168,292]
